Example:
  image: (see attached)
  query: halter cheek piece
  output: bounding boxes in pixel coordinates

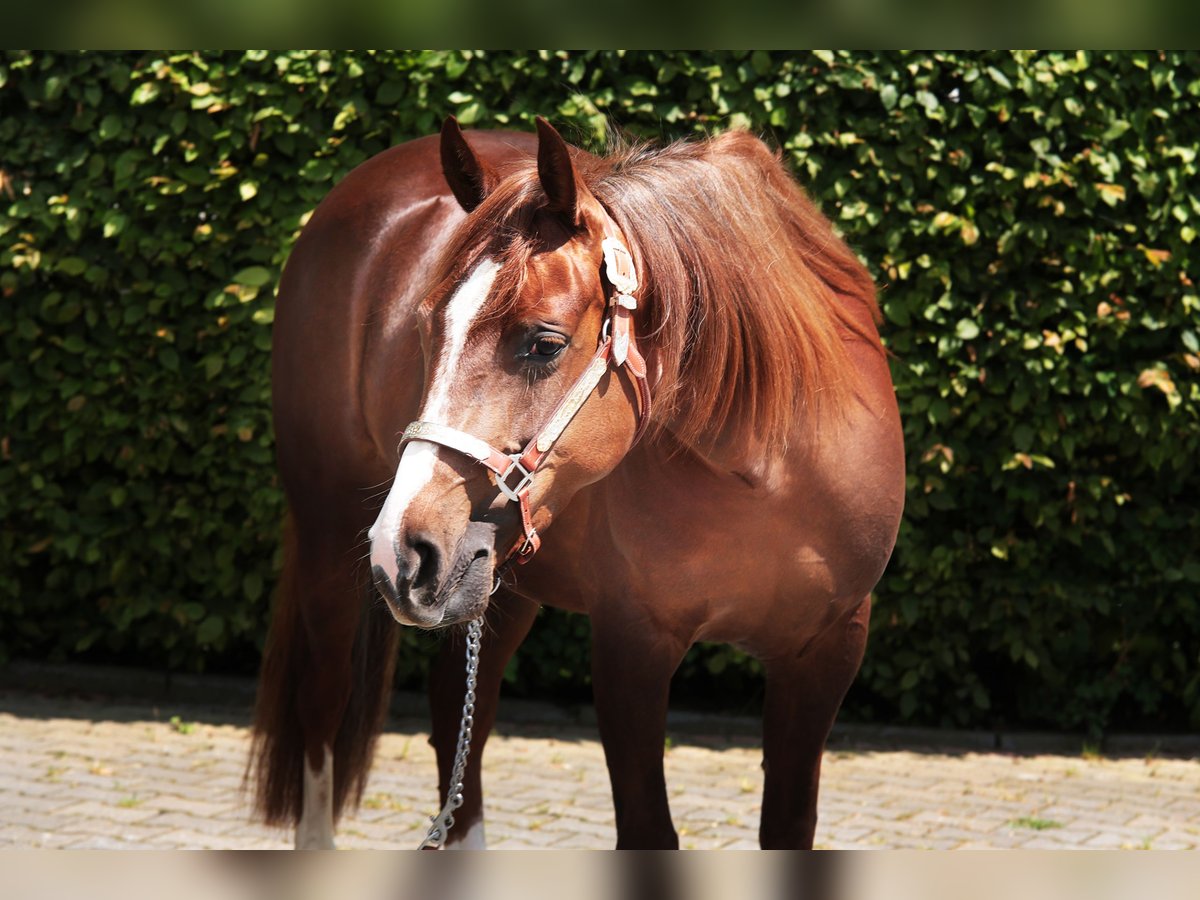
[399,232,652,567]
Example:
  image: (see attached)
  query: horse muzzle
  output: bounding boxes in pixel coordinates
[371,520,497,628]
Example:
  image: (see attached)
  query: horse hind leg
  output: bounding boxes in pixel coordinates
[758,596,871,850]
[428,588,540,849]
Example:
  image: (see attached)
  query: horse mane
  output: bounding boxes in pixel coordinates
[592,131,882,452]
[428,129,882,453]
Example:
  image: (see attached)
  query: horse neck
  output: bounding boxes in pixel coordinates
[646,421,805,491]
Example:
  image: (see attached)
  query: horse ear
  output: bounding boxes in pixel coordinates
[440,115,495,213]
[535,117,583,225]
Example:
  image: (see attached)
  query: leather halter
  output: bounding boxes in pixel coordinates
[399,231,652,567]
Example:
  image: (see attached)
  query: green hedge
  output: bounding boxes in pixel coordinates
[3,51,1198,734]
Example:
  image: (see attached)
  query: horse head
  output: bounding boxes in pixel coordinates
[368,117,649,627]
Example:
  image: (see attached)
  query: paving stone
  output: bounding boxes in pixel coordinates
[5,830,77,849]
[47,800,160,824]
[716,837,760,849]
[538,817,616,842]
[6,793,74,815]
[137,811,240,835]
[0,780,68,799]
[141,794,239,817]
[1150,838,1195,850]
[1083,831,1151,849]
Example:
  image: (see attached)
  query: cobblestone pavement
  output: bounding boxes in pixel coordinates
[2,690,1198,850]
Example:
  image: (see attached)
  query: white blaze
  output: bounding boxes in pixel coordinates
[370,259,499,583]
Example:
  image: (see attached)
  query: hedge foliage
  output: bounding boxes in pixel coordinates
[3,51,1198,734]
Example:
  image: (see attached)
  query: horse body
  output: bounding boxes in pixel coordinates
[252,119,904,850]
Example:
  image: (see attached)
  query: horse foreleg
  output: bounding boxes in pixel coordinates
[758,596,871,849]
[591,610,690,849]
[428,589,539,849]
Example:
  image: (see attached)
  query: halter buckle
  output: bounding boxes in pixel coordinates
[601,237,638,295]
[515,531,538,559]
[495,454,535,503]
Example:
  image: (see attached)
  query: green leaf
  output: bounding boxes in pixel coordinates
[243,572,263,602]
[955,319,980,340]
[456,101,482,125]
[102,212,128,238]
[196,616,225,644]
[130,82,160,106]
[113,150,142,182]
[1013,423,1034,451]
[180,603,206,621]
[375,80,404,105]
[98,113,122,140]
[233,266,272,287]
[301,158,333,182]
[1103,119,1131,141]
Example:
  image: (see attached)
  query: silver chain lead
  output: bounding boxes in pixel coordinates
[417,616,483,849]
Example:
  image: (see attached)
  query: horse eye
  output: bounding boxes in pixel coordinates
[522,332,568,363]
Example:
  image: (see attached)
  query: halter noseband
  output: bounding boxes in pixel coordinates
[399,230,652,567]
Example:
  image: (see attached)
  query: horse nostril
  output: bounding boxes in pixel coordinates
[413,541,432,579]
[407,533,440,597]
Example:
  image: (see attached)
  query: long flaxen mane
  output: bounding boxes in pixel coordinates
[428,129,882,452]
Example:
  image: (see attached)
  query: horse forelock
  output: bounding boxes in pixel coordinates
[420,130,882,453]
[420,171,547,328]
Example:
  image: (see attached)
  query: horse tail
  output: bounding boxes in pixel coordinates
[329,577,400,819]
[247,516,307,826]
[247,516,400,826]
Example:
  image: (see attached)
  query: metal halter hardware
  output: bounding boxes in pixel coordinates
[398,230,652,568]
[495,454,535,503]
[417,616,482,850]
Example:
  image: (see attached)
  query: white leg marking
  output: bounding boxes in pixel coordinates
[295,746,335,850]
[369,259,500,581]
[447,817,487,850]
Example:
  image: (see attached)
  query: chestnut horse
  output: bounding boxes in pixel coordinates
[250,116,904,849]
